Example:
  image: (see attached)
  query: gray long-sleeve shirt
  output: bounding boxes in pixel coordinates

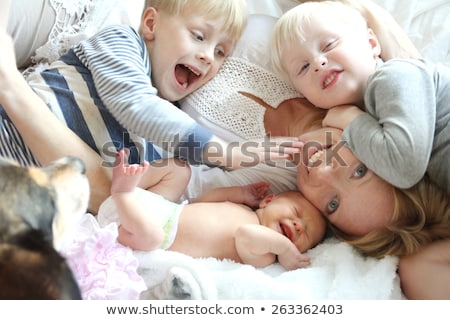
[342,59,450,193]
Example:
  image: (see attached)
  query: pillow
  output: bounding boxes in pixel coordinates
[6,0,55,69]
[7,0,145,69]
[232,14,280,74]
[246,0,299,17]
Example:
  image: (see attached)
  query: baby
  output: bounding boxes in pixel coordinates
[102,149,327,271]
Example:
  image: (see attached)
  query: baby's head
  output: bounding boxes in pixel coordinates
[271,1,380,109]
[141,0,247,102]
[257,191,327,253]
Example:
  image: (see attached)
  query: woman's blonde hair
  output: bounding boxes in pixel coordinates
[145,0,247,43]
[332,176,450,258]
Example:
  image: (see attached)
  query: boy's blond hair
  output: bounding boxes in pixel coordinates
[332,176,450,258]
[145,0,247,45]
[271,1,367,81]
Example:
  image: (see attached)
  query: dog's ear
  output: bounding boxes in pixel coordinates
[41,157,90,250]
[0,165,56,242]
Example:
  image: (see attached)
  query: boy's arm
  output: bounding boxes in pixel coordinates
[204,135,303,170]
[342,61,435,188]
[235,224,310,270]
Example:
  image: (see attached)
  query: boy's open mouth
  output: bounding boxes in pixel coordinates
[175,64,201,89]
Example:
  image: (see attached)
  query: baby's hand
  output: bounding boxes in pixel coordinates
[241,181,270,208]
[322,105,363,130]
[277,245,311,271]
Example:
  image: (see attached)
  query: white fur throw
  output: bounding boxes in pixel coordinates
[136,237,403,300]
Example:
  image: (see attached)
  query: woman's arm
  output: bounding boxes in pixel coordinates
[399,239,450,299]
[0,31,111,213]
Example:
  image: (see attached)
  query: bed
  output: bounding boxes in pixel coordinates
[7,0,450,300]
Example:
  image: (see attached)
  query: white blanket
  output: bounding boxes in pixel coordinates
[136,237,402,300]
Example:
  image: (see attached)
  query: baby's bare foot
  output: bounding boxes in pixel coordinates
[111,149,149,194]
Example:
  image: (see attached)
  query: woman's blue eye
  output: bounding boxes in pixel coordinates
[355,164,367,178]
[327,198,339,214]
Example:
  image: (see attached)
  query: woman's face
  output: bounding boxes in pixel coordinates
[296,127,395,236]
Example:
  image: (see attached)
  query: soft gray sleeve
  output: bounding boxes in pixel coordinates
[342,60,436,189]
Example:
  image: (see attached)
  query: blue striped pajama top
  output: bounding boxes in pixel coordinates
[0,25,212,166]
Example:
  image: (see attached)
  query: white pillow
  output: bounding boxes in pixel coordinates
[231,14,279,74]
[7,0,145,69]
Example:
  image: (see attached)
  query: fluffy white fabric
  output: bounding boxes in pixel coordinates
[136,237,403,300]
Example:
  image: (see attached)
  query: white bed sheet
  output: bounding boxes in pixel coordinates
[246,0,450,66]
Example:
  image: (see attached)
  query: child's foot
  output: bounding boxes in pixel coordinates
[111,149,150,194]
[242,181,270,208]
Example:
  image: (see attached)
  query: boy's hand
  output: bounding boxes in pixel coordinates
[277,244,311,271]
[322,105,364,130]
[205,135,303,169]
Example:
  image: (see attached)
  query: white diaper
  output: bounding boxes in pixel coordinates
[98,188,184,249]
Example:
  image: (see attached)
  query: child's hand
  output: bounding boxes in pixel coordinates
[205,135,303,169]
[241,181,270,208]
[277,244,311,271]
[322,105,364,130]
